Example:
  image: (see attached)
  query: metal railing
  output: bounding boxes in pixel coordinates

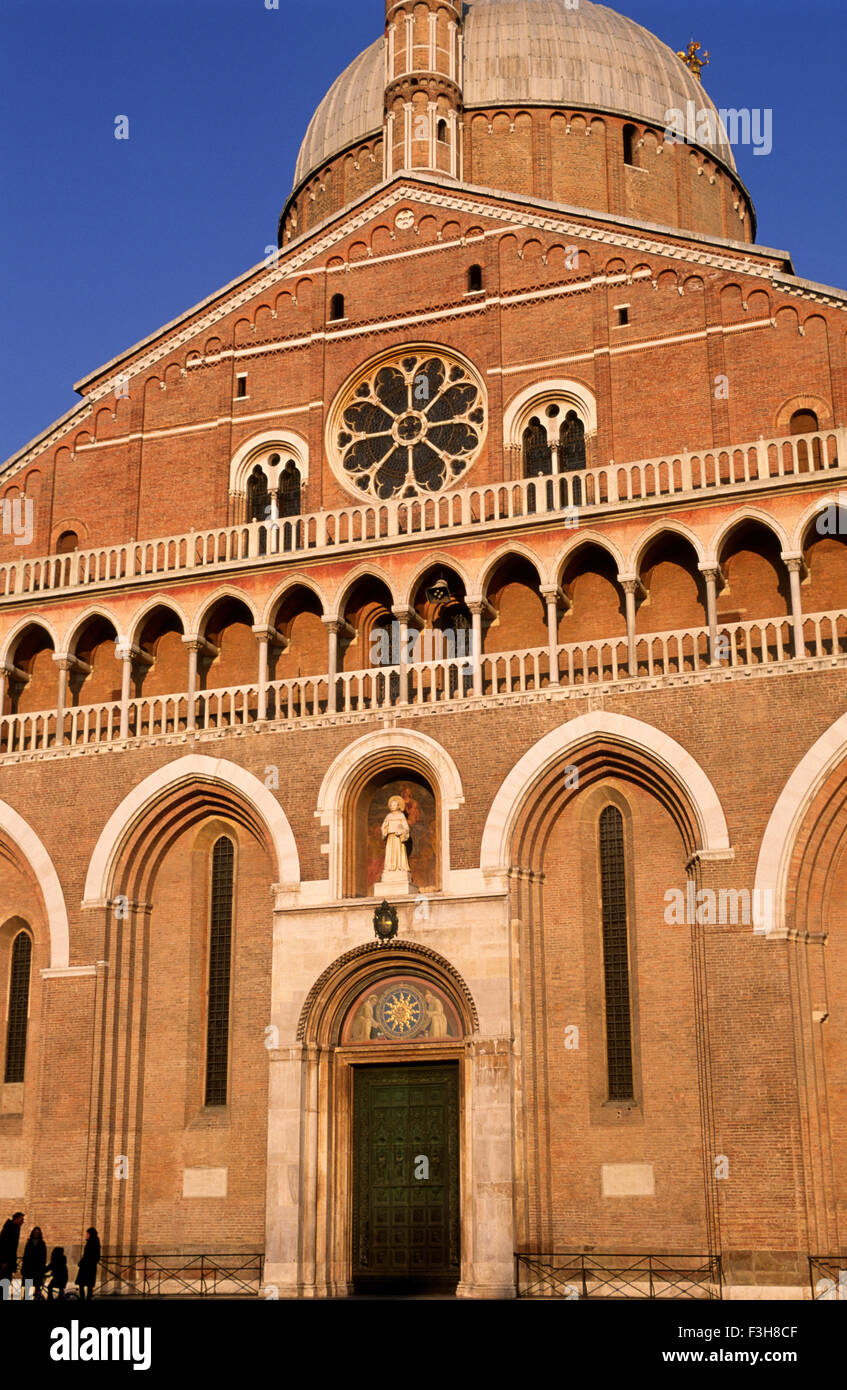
[809,1256,847,1299]
[515,1251,723,1299]
[98,1252,264,1297]
[0,426,842,601]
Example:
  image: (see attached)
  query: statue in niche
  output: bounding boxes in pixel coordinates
[381,796,411,875]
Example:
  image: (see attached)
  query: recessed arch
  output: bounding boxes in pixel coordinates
[774,394,832,435]
[707,509,790,567]
[64,606,122,654]
[298,939,479,1046]
[261,574,329,628]
[191,587,258,637]
[792,494,847,553]
[1,616,58,667]
[331,563,401,620]
[554,530,627,582]
[480,712,730,872]
[402,553,474,610]
[629,520,705,576]
[82,755,300,902]
[316,728,464,899]
[128,596,189,649]
[0,799,69,969]
[753,713,847,937]
[475,542,552,598]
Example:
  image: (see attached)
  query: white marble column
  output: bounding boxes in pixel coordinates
[182,636,206,732]
[699,564,721,666]
[539,585,564,686]
[466,596,493,698]
[51,652,75,746]
[322,617,352,715]
[783,553,806,658]
[116,643,134,739]
[620,576,639,676]
[392,606,419,705]
[252,625,278,722]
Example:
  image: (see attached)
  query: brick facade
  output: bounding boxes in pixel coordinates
[1,0,845,1298]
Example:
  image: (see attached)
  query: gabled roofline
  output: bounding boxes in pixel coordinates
[6,174,847,484]
[72,258,282,396]
[278,171,788,281]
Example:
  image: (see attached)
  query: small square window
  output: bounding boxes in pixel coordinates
[235,375,248,398]
[616,307,630,326]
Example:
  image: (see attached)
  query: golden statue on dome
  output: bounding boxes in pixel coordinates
[677,39,710,81]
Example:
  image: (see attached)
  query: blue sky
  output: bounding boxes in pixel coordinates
[1,0,845,462]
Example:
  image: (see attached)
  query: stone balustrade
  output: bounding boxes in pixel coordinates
[0,427,843,602]
[1,608,844,759]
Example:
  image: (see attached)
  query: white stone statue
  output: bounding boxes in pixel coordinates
[381,796,411,874]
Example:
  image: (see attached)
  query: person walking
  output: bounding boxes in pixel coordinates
[0,1212,24,1282]
[21,1226,47,1299]
[76,1228,100,1300]
[45,1247,70,1300]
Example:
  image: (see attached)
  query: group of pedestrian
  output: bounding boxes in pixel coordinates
[0,1213,101,1300]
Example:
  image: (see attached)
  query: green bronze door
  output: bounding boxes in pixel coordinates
[352,1062,460,1292]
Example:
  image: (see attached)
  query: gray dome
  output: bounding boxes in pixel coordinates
[293,0,734,187]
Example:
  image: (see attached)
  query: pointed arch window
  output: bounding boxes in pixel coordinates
[522,417,552,478]
[599,806,634,1100]
[205,837,234,1107]
[559,411,586,471]
[559,410,586,503]
[279,460,301,518]
[247,465,271,522]
[4,930,32,1084]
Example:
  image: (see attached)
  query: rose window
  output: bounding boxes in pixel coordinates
[334,351,485,499]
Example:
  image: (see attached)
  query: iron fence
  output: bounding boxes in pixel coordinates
[809,1256,847,1300]
[516,1251,722,1300]
[98,1252,264,1298]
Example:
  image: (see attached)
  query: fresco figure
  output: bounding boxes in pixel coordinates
[425,990,449,1038]
[351,993,380,1041]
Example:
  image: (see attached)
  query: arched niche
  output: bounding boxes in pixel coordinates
[316,729,464,901]
[298,940,478,1048]
[347,766,440,899]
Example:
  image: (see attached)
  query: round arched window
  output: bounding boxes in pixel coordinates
[330,348,486,501]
